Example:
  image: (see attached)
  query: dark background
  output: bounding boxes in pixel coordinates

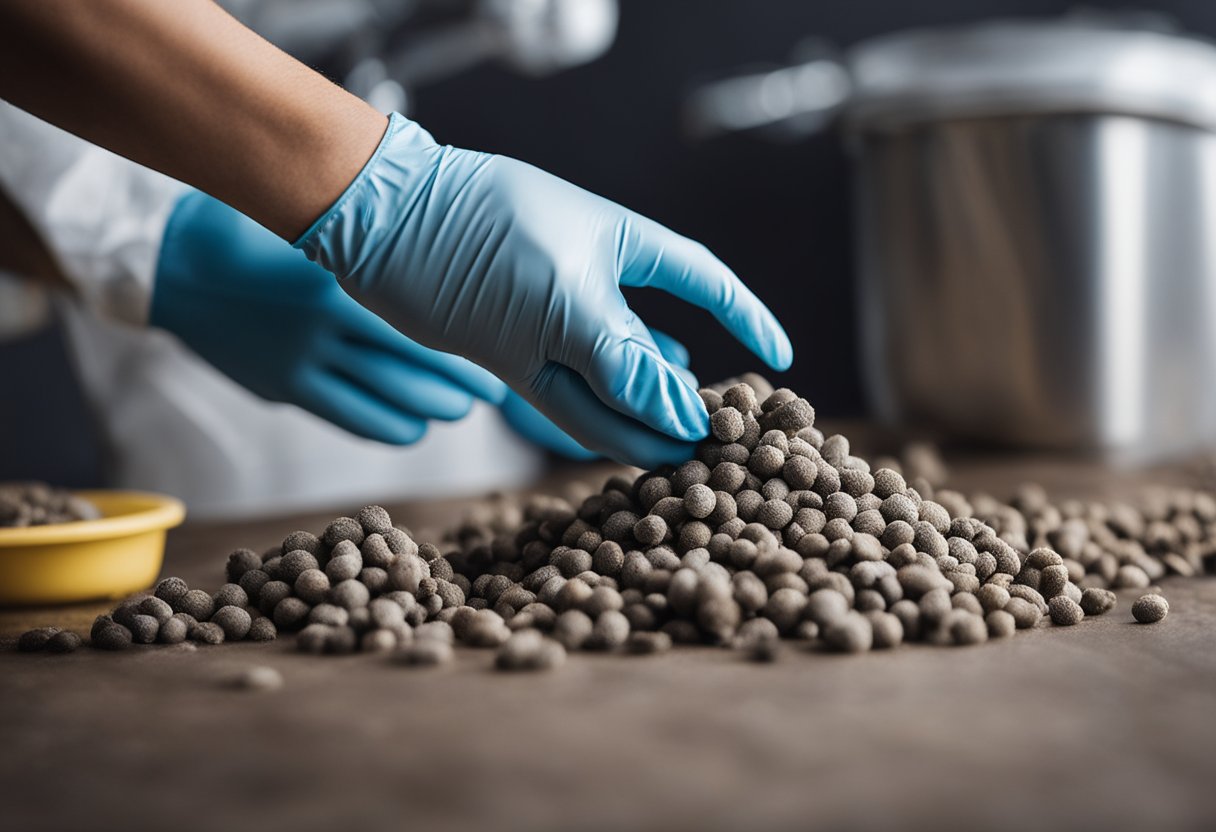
[416,0,1216,414]
[6,0,1216,483]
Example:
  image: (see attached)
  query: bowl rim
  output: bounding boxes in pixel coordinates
[0,489,185,547]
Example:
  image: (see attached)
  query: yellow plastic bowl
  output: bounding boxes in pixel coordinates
[0,490,185,606]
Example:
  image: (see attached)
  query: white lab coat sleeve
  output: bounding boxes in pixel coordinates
[0,100,187,326]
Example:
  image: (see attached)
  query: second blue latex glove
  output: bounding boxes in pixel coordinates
[502,330,694,460]
[151,190,507,444]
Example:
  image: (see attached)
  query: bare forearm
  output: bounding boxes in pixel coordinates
[0,0,387,239]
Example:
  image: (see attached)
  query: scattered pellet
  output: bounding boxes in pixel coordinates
[229,665,284,691]
[17,627,60,652]
[46,631,82,653]
[1132,594,1169,624]
[495,630,567,671]
[396,639,453,666]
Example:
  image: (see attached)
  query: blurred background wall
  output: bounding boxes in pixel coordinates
[413,0,1216,415]
[5,0,1216,482]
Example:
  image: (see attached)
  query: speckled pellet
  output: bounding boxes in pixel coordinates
[128,614,160,644]
[153,576,189,604]
[46,631,82,653]
[587,610,631,650]
[174,589,215,622]
[985,610,1016,638]
[18,627,60,652]
[330,579,371,610]
[1080,587,1117,616]
[273,597,311,631]
[230,666,284,691]
[865,611,903,649]
[211,583,249,611]
[710,407,746,443]
[212,605,252,641]
[495,629,567,671]
[396,639,453,666]
[356,504,394,536]
[626,631,672,655]
[158,615,191,644]
[823,612,873,653]
[1132,594,1169,623]
[225,548,262,582]
[323,516,365,548]
[92,622,132,651]
[281,530,323,557]
[190,621,225,645]
[247,616,278,642]
[1048,596,1085,626]
[139,598,176,622]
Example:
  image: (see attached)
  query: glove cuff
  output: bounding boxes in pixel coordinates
[292,113,440,273]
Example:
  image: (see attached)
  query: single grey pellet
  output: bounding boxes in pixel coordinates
[1080,587,1117,616]
[190,621,225,645]
[273,597,311,631]
[356,504,394,536]
[553,610,594,650]
[948,611,988,646]
[395,639,453,666]
[864,611,903,649]
[414,621,456,645]
[212,583,249,610]
[18,627,59,652]
[129,614,160,644]
[823,612,873,653]
[229,665,284,691]
[495,630,567,671]
[212,605,252,641]
[626,631,672,655]
[138,596,174,624]
[587,610,630,650]
[247,616,278,642]
[1048,596,1085,626]
[296,624,331,654]
[361,629,400,654]
[46,631,82,653]
[175,589,215,622]
[1003,597,1041,630]
[985,610,1016,639]
[92,623,132,651]
[158,615,191,644]
[1132,594,1169,624]
[153,577,189,604]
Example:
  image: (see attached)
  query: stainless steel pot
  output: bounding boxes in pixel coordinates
[687,17,1216,459]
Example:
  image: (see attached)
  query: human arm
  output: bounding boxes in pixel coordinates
[0,0,384,240]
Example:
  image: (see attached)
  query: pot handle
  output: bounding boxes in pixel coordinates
[682,39,852,140]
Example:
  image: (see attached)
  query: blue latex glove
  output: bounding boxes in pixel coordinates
[296,113,792,469]
[151,190,507,444]
[502,330,694,460]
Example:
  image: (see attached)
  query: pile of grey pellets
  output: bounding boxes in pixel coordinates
[19,376,1207,667]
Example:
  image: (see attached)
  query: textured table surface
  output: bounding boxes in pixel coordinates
[2,452,1215,832]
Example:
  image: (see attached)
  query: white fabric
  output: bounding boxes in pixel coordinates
[57,298,545,519]
[0,101,185,325]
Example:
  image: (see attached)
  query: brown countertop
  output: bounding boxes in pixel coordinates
[2,452,1215,832]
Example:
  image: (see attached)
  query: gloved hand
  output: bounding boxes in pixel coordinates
[502,330,694,461]
[296,113,792,469]
[151,189,508,444]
